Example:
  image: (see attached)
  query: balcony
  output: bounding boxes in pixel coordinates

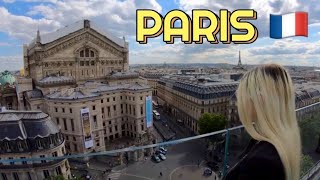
[0,102,319,180]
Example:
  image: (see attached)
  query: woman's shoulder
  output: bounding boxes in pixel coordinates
[245,141,283,165]
[225,141,285,180]
[243,141,285,177]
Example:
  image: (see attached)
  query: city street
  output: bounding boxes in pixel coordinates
[70,105,212,180]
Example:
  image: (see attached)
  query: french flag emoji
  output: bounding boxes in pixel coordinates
[270,12,308,39]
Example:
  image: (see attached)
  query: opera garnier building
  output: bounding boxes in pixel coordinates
[0,111,70,180]
[15,19,154,157]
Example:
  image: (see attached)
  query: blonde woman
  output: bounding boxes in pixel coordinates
[224,64,301,180]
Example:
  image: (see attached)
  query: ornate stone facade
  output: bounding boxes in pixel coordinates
[23,20,129,84]
[17,20,154,159]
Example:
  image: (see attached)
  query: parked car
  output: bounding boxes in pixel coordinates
[158,149,167,155]
[156,149,166,155]
[159,153,166,160]
[159,147,167,152]
[203,168,212,176]
[152,154,161,163]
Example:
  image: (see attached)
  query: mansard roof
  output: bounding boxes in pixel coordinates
[0,111,59,141]
[29,19,126,48]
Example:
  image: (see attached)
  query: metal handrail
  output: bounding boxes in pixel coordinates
[0,102,318,166]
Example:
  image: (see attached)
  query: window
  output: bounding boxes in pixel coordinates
[63,118,67,130]
[36,139,42,148]
[70,108,72,113]
[80,61,84,66]
[109,127,112,133]
[1,173,7,180]
[43,170,50,178]
[55,107,58,112]
[96,139,100,147]
[13,173,19,180]
[55,166,62,175]
[27,172,32,180]
[141,106,143,115]
[90,50,94,57]
[69,119,74,131]
[85,48,89,57]
[74,143,78,152]
[102,108,104,113]
[107,98,109,102]
[62,108,65,113]
[80,50,84,57]
[21,157,27,164]
[40,155,46,163]
[141,125,144,131]
[133,97,135,101]
[93,115,97,128]
[65,135,69,141]
[121,96,123,100]
[86,61,89,66]
[103,122,106,127]
[101,99,103,103]
[93,105,96,110]
[113,105,116,111]
[56,118,60,125]
[91,61,95,66]
[107,107,111,117]
[140,96,143,100]
[109,121,111,125]
[52,152,58,157]
[113,97,115,101]
[115,125,118,131]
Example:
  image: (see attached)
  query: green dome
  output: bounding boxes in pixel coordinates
[0,71,16,86]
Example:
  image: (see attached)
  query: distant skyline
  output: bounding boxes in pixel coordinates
[0,0,320,72]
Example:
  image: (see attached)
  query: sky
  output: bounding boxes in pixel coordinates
[0,0,320,71]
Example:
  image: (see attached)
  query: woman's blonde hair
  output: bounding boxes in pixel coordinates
[236,64,301,180]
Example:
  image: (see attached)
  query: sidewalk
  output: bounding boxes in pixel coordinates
[170,165,219,180]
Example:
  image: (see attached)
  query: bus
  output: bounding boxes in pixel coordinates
[153,110,161,120]
[152,100,159,109]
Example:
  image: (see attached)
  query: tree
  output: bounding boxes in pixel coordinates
[299,111,320,153]
[301,154,314,176]
[198,113,228,134]
[198,113,228,162]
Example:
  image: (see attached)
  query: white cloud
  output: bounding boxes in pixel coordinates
[2,0,15,3]
[0,56,23,71]
[0,7,60,42]
[0,0,319,66]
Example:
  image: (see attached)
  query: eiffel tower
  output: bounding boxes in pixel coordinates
[233,51,245,70]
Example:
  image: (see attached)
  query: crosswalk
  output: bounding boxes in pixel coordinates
[106,172,122,180]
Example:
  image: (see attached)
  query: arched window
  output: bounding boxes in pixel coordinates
[80,50,84,57]
[90,50,94,57]
[85,48,89,57]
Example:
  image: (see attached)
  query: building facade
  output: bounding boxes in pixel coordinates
[15,20,154,157]
[0,111,70,180]
[157,75,238,133]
